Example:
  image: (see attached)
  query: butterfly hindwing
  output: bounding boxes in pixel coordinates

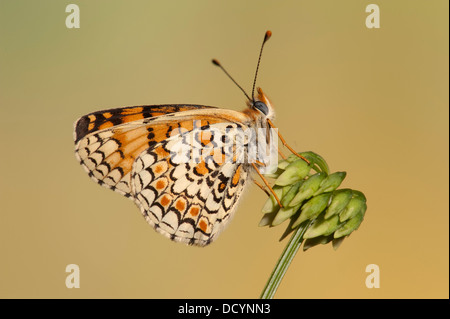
[130,122,249,246]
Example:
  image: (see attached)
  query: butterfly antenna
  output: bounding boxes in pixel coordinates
[212,59,252,102]
[251,30,272,103]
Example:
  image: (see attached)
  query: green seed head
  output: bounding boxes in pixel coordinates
[260,151,367,252]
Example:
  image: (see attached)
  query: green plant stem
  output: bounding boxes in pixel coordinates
[260,221,313,299]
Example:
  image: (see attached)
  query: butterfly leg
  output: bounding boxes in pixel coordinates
[253,179,271,197]
[277,148,287,160]
[255,160,266,167]
[267,119,309,164]
[251,162,283,207]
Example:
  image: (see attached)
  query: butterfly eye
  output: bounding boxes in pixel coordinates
[253,101,269,115]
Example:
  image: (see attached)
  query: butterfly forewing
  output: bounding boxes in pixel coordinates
[74,105,216,197]
[74,104,216,143]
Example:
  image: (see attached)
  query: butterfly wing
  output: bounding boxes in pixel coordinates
[74,104,217,197]
[74,104,253,246]
[131,122,250,246]
[74,104,216,144]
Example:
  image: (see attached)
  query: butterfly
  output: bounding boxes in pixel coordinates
[73,31,307,246]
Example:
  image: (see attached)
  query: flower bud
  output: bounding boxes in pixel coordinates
[334,212,364,238]
[274,159,310,186]
[272,203,302,226]
[281,181,303,207]
[292,192,332,228]
[332,237,346,250]
[262,168,284,179]
[313,171,346,196]
[298,151,330,174]
[277,160,290,170]
[288,173,327,207]
[303,214,340,239]
[324,189,353,219]
[303,235,333,251]
[277,154,303,170]
[259,212,277,227]
[271,181,303,226]
[339,191,367,222]
[261,185,284,214]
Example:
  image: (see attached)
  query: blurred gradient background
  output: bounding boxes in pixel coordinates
[0,0,448,298]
